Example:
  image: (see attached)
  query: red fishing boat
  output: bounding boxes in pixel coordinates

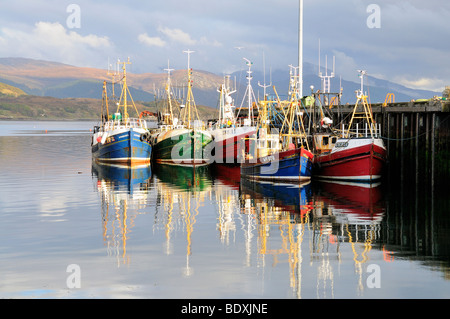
[313,70,387,182]
[210,60,257,164]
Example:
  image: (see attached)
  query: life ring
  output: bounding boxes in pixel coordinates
[140,132,150,141]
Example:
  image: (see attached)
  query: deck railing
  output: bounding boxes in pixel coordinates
[337,122,382,138]
[102,118,147,131]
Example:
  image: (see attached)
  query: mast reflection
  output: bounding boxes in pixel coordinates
[153,163,213,277]
[92,162,152,266]
[239,177,386,298]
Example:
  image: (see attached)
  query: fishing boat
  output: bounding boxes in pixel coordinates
[240,67,314,183]
[151,51,213,166]
[313,70,387,182]
[92,58,152,166]
[210,59,257,164]
[149,61,185,161]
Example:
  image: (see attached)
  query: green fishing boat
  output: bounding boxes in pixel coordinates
[151,51,213,166]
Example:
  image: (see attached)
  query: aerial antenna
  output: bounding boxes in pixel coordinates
[238,58,258,126]
[318,39,335,94]
[288,64,300,97]
[164,59,174,76]
[357,69,367,97]
[183,49,195,70]
[258,52,272,98]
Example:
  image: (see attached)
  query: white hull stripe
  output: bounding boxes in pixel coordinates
[96,157,150,162]
[315,174,381,181]
[248,175,311,181]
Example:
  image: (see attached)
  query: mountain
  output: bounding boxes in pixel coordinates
[0,57,441,109]
[0,57,223,106]
[229,62,441,105]
[0,82,27,97]
[0,83,217,120]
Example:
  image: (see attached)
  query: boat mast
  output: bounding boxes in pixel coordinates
[217,80,225,125]
[102,80,109,124]
[280,65,309,150]
[164,60,175,125]
[117,57,139,121]
[298,0,303,98]
[258,52,272,99]
[241,58,258,126]
[183,49,200,129]
[121,58,130,120]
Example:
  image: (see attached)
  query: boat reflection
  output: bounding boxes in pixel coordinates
[314,179,384,225]
[212,165,241,245]
[312,180,386,296]
[239,176,386,298]
[239,178,313,297]
[153,163,213,277]
[153,163,212,192]
[92,162,153,266]
[92,159,390,297]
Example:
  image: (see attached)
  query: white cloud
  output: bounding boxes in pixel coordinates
[138,33,166,47]
[394,77,446,93]
[0,21,113,67]
[137,26,223,52]
[157,26,196,46]
[199,36,222,48]
[0,0,448,88]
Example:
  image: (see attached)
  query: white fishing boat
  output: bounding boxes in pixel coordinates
[210,59,258,164]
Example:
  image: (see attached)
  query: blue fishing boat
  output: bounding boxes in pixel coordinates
[92,59,152,166]
[241,144,313,183]
[240,67,313,184]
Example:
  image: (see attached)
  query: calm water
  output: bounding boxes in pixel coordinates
[0,121,448,299]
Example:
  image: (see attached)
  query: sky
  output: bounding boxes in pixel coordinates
[0,0,449,92]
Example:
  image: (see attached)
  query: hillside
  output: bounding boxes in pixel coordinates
[0,82,217,121]
[0,57,442,117]
[0,57,223,106]
[0,82,27,97]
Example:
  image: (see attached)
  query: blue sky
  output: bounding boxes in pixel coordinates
[0,0,449,92]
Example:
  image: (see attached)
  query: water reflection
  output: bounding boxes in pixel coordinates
[91,160,449,298]
[1,122,447,298]
[240,177,313,298]
[239,177,386,298]
[92,162,153,266]
[153,164,213,277]
[313,180,386,297]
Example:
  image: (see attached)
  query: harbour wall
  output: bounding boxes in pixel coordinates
[328,99,450,191]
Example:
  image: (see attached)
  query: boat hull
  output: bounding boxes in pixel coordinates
[314,138,387,182]
[212,126,256,164]
[152,128,213,166]
[241,147,313,183]
[92,128,151,166]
